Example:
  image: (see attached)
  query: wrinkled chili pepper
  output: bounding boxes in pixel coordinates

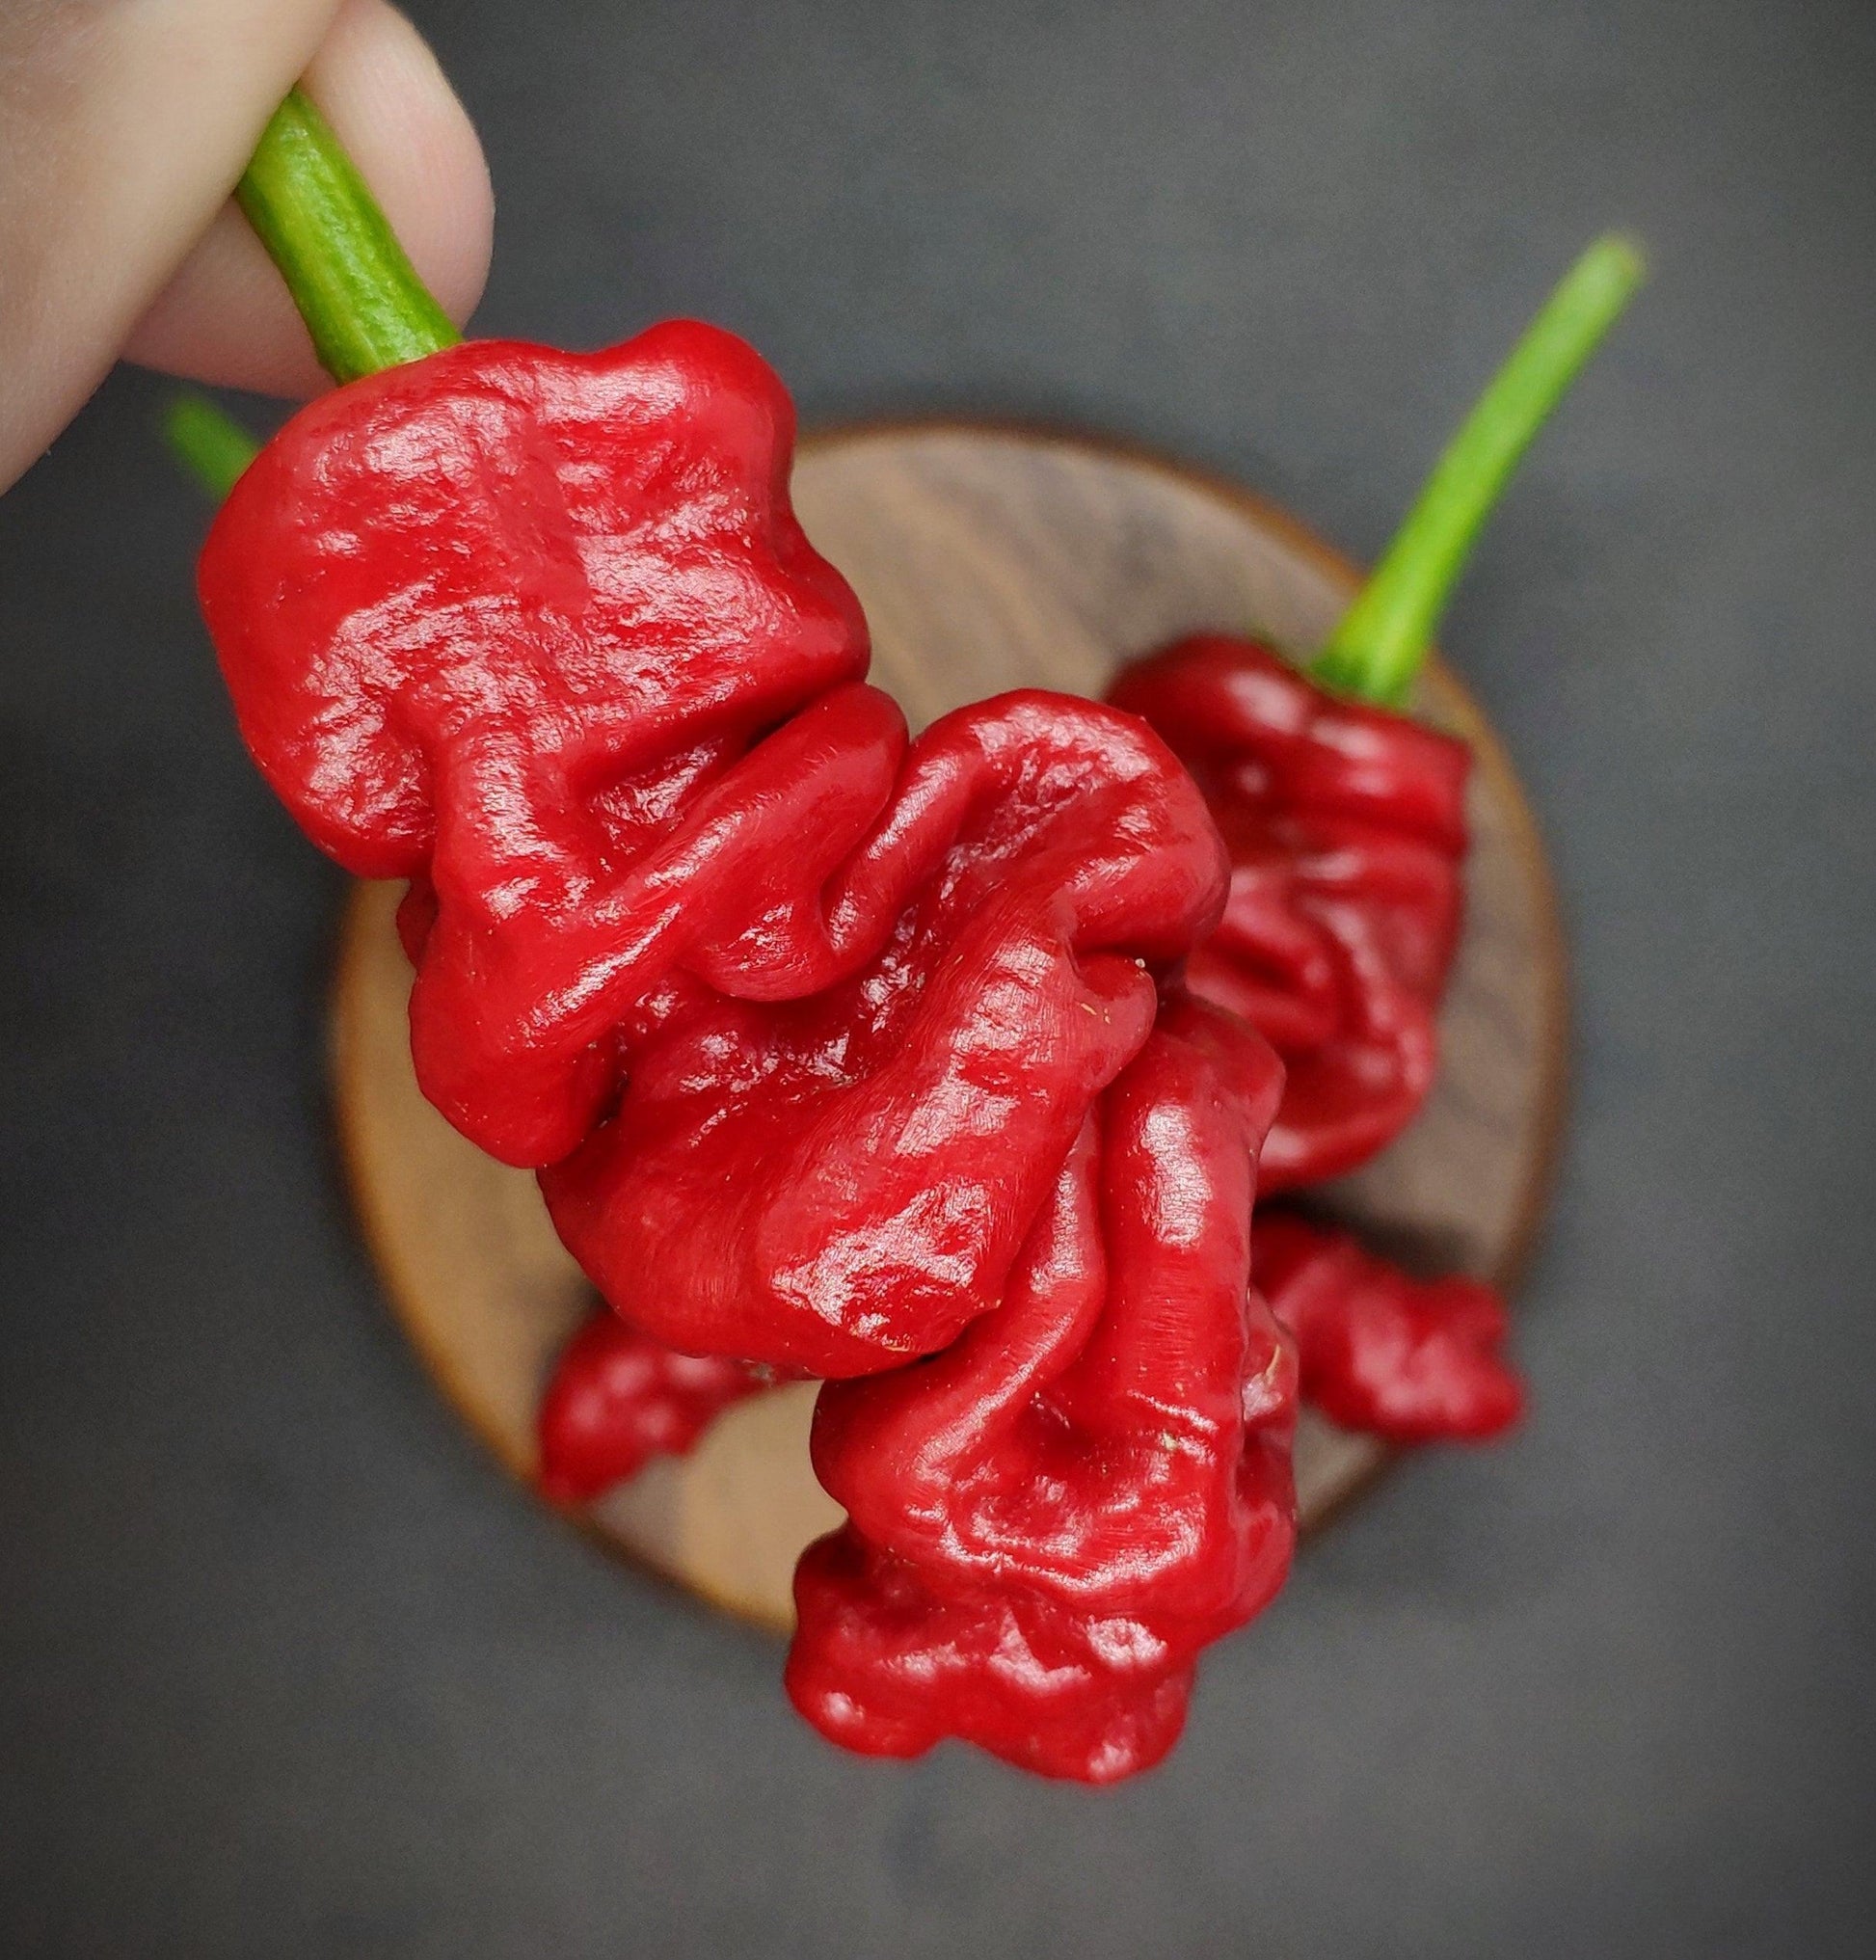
[790,998,1295,1781]
[537,1314,771,1506]
[1110,236,1643,1187]
[174,88,1635,1780]
[185,89,1293,1780]
[1255,1212,1522,1442]
[1108,636,1469,1188]
[203,313,877,1172]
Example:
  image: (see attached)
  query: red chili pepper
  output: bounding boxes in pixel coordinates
[1255,1212,1522,1442]
[537,1313,772,1506]
[1110,237,1643,1187]
[189,92,1286,1781]
[174,92,1635,1781]
[1108,636,1469,1187]
[788,995,1296,1781]
[201,317,879,1171]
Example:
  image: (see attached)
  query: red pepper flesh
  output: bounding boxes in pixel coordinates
[1256,1211,1522,1441]
[789,994,1296,1781]
[1107,634,1470,1188]
[537,1312,771,1506]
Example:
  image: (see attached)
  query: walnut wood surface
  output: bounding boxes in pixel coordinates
[330,422,1568,1634]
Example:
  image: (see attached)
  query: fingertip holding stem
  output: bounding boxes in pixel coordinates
[1312,231,1647,708]
[236,89,460,383]
[124,0,490,397]
[157,6,477,509]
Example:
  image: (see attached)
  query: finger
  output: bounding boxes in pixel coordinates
[0,0,342,490]
[123,0,493,398]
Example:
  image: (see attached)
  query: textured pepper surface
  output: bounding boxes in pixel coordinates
[537,689,1231,1378]
[536,1312,770,1506]
[198,325,1293,1779]
[789,995,1296,1781]
[1107,635,1471,1188]
[1255,1212,1522,1441]
[201,322,874,1169]
[540,1198,1521,1512]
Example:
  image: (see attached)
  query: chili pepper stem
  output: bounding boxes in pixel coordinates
[164,393,262,500]
[1312,233,1645,709]
[237,89,459,384]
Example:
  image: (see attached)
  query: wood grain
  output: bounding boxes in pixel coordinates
[331,421,1568,1633]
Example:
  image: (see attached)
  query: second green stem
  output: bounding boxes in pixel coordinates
[1312,234,1645,708]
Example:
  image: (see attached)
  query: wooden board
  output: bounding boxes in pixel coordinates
[331,422,1568,1632]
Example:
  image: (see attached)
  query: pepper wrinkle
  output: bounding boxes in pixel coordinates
[1254,1213,1523,1442]
[1107,634,1471,1187]
[199,321,1298,1779]
[536,1313,774,1505]
[789,1001,1298,1778]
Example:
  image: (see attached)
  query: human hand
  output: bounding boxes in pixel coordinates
[0,0,491,492]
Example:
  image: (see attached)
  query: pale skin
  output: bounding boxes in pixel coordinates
[0,0,493,492]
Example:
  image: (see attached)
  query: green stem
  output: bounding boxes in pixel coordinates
[164,392,262,499]
[236,88,459,384]
[1311,232,1645,708]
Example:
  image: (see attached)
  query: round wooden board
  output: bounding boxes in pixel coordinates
[332,421,1568,1634]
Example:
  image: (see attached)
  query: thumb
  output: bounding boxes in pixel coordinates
[0,0,491,493]
[125,1,493,400]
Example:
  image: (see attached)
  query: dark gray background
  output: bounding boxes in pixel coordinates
[4,0,1872,1952]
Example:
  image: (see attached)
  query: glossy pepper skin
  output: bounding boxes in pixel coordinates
[1255,1212,1522,1441]
[197,320,1295,1779]
[790,996,1296,1782]
[200,321,874,1170]
[536,1312,770,1506]
[538,1197,1520,1517]
[1106,635,1471,1189]
[538,689,1229,1378]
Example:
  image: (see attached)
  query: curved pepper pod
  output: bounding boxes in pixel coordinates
[1254,1212,1522,1441]
[536,1311,771,1505]
[199,320,876,1168]
[539,691,1229,1378]
[786,995,1298,1783]
[1106,635,1471,1189]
